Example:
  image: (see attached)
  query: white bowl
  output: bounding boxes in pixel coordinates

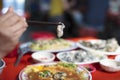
[99,59,120,72]
[0,59,5,74]
[31,51,55,63]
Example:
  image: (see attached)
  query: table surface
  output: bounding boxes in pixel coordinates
[0,37,120,80]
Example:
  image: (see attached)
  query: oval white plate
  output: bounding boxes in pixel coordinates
[57,50,107,65]
[20,40,78,53]
[77,39,120,55]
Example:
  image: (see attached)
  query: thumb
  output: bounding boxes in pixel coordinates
[7,6,14,13]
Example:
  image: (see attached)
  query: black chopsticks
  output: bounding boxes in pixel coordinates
[27,20,62,26]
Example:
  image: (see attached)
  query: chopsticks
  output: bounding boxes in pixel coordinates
[27,20,62,26]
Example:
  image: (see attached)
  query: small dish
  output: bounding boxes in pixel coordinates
[31,51,55,63]
[0,59,5,74]
[99,59,120,72]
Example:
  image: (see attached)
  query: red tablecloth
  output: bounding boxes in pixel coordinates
[0,37,120,80]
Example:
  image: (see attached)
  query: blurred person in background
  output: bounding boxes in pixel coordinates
[80,0,109,37]
[0,7,28,58]
[61,0,82,38]
[49,0,64,22]
[86,0,109,31]
[46,0,64,36]
[100,0,120,44]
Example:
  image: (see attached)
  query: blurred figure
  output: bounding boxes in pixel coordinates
[49,0,64,22]
[100,0,120,44]
[85,0,109,31]
[62,0,82,38]
[79,0,109,37]
[0,7,28,58]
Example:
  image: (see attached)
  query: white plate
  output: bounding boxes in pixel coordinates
[19,62,92,80]
[77,39,120,55]
[57,50,107,65]
[20,40,77,53]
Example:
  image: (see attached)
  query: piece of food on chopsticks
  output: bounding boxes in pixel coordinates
[27,20,65,38]
[57,22,65,38]
[30,39,73,51]
[24,62,90,80]
[78,38,119,52]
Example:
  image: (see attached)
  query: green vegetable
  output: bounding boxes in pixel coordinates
[39,70,50,77]
[58,62,77,69]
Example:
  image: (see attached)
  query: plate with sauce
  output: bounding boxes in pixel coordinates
[19,62,92,80]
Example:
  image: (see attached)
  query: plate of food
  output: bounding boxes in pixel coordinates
[19,62,92,80]
[57,50,107,64]
[77,38,120,55]
[20,38,77,53]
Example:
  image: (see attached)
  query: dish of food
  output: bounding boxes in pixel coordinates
[77,38,120,55]
[19,62,92,80]
[21,38,77,53]
[57,50,107,64]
